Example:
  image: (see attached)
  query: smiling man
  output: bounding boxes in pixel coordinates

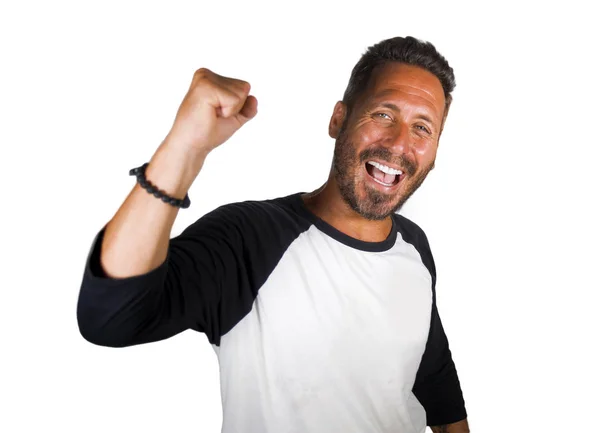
[77,36,469,433]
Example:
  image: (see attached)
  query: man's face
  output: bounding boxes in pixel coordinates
[331,62,447,220]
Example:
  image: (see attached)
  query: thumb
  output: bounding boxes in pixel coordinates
[235,95,258,124]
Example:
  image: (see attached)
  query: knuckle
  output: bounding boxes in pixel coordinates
[239,80,251,92]
[193,67,210,80]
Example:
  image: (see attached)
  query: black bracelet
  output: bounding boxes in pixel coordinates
[129,163,191,209]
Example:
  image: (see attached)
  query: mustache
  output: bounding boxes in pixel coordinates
[358,147,417,176]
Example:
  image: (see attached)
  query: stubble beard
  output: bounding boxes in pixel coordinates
[332,131,434,221]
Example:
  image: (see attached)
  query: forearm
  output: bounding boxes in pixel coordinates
[100,137,207,278]
[431,418,469,433]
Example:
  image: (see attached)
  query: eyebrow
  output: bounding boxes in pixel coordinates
[379,102,436,126]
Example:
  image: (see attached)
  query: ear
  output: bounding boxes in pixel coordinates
[328,101,347,139]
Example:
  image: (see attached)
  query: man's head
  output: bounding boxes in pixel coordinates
[329,36,455,220]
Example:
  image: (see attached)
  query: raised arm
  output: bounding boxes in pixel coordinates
[76,68,258,347]
[97,67,257,280]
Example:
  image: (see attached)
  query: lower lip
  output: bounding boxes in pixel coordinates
[364,164,404,192]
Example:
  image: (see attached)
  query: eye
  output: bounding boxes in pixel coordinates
[374,112,392,120]
[415,124,431,134]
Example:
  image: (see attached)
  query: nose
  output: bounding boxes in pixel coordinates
[386,122,412,154]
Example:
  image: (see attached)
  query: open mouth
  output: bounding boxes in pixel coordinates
[365,161,403,188]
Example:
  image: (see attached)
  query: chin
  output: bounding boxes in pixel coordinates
[345,183,407,221]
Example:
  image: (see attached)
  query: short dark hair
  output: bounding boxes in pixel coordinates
[342,36,456,117]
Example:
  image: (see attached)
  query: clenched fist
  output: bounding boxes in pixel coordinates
[165,68,258,155]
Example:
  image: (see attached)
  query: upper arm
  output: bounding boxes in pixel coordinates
[395,215,467,426]
[413,303,467,426]
[76,199,302,348]
[76,204,246,347]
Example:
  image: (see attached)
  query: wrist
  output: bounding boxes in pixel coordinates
[162,131,213,162]
[145,139,207,200]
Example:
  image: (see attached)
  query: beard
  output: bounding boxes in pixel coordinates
[332,128,434,221]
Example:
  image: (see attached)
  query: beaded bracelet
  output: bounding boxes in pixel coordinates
[129,162,191,209]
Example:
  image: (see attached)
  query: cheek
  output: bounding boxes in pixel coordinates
[414,143,437,166]
[351,122,388,147]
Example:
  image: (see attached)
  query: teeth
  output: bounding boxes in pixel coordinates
[367,161,403,176]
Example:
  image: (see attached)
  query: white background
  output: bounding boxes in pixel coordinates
[1,1,598,432]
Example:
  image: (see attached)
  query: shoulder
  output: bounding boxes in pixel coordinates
[392,213,436,279]
[179,192,311,243]
[205,192,308,226]
[392,213,430,248]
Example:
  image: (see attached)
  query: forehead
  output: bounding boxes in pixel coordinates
[361,62,446,117]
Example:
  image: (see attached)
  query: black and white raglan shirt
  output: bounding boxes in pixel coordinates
[77,192,467,433]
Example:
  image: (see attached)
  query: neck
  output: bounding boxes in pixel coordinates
[301,180,393,243]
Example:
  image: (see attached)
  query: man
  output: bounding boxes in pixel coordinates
[77,36,469,433]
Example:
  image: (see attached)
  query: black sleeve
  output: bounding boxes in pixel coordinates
[77,199,304,348]
[409,225,467,426]
[412,303,467,426]
[77,203,250,348]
